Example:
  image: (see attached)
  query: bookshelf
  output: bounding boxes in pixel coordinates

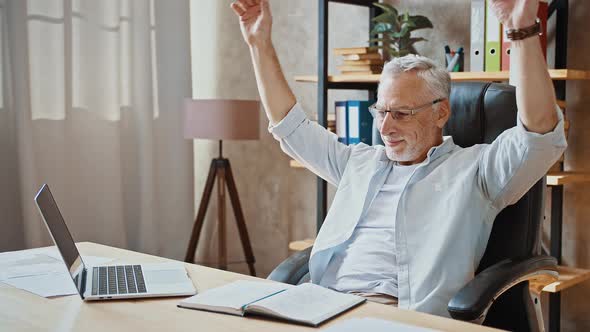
[293,0,586,331]
[294,69,590,83]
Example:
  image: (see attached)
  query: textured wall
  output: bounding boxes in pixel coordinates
[190,1,589,329]
[559,0,590,330]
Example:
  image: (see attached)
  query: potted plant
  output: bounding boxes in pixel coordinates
[369,2,433,59]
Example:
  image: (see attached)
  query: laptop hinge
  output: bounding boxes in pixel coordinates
[80,267,87,299]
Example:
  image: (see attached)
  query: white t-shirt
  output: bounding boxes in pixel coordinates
[319,162,419,298]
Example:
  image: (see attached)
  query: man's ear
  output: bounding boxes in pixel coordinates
[435,99,451,129]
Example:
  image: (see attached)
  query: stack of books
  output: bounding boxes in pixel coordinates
[334,47,384,75]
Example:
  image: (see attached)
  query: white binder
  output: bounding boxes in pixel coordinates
[470,0,486,71]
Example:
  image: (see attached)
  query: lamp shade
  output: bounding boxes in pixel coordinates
[183,99,260,140]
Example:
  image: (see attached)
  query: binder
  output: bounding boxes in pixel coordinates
[335,101,348,145]
[501,1,548,71]
[539,0,548,60]
[501,23,511,71]
[470,0,486,71]
[347,101,373,145]
[485,0,501,72]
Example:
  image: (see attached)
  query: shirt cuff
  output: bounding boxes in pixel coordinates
[515,103,567,148]
[267,103,308,139]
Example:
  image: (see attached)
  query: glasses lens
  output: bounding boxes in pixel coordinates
[390,110,411,121]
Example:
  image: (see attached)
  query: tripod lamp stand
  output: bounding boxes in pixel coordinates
[183,99,260,276]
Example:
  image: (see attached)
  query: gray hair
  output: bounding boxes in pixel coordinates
[378,54,451,101]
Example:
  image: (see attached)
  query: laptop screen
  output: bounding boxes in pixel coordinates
[34,184,86,297]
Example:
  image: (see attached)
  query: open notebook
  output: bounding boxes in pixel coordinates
[178,280,366,327]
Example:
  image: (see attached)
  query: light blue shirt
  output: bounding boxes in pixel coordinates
[319,163,418,298]
[268,103,567,317]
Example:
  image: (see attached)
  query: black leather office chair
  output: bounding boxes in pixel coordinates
[267,82,558,331]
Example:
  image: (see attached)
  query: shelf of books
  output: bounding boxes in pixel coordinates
[294,69,590,84]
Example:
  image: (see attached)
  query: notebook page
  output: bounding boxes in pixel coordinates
[246,283,365,326]
[178,280,290,316]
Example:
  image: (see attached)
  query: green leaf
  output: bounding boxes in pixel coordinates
[406,15,433,31]
[370,22,393,34]
[390,24,410,38]
[408,37,427,44]
[372,2,398,17]
[372,12,399,27]
[397,49,412,57]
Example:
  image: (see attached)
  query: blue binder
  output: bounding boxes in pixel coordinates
[335,101,348,145]
[347,100,373,145]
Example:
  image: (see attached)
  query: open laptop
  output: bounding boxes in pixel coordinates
[34,184,197,300]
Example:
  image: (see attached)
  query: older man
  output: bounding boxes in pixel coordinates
[231,0,567,317]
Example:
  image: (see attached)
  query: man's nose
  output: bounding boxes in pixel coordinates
[379,114,397,134]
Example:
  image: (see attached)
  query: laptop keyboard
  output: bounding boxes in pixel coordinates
[91,265,147,296]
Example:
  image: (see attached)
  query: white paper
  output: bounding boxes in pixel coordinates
[0,248,114,298]
[322,318,442,332]
[3,272,79,297]
[0,255,114,280]
[0,251,57,268]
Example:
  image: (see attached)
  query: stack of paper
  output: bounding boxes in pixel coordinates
[0,247,113,298]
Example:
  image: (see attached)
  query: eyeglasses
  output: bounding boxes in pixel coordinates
[369,98,445,122]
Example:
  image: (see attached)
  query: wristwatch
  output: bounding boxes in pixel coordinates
[505,19,541,41]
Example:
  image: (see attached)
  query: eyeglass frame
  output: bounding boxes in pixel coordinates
[369,98,446,122]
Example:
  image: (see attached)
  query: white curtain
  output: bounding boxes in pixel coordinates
[0,0,194,261]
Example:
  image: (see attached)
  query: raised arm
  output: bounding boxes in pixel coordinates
[490,0,558,133]
[477,0,567,207]
[231,0,354,186]
[230,0,296,125]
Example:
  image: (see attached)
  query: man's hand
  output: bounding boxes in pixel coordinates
[231,0,272,47]
[488,0,558,134]
[488,0,538,29]
[230,0,296,125]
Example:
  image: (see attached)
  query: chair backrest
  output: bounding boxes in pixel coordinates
[444,82,545,330]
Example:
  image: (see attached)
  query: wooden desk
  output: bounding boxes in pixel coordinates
[0,242,501,331]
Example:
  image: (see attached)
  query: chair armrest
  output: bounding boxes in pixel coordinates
[267,247,312,285]
[448,255,558,322]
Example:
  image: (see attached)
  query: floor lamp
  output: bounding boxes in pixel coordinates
[183,99,259,276]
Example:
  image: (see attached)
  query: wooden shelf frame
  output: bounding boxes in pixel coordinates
[292,160,590,186]
[288,238,590,294]
[546,172,590,186]
[543,266,590,293]
[295,69,590,84]
[328,0,374,6]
